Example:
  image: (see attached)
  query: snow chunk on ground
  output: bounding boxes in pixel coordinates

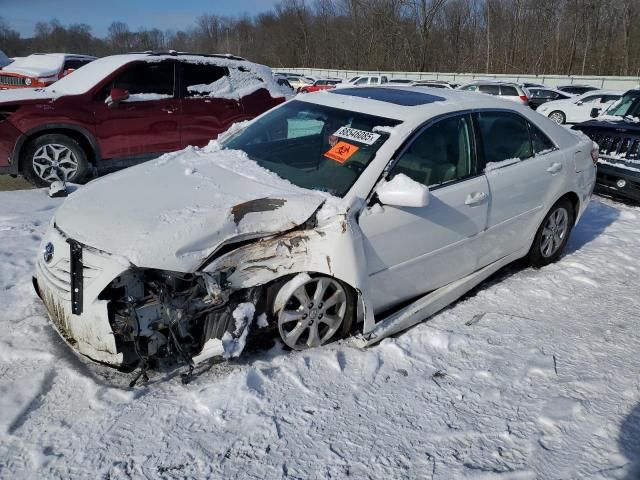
[221,302,256,358]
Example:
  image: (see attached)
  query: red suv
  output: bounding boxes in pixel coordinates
[299,79,342,94]
[0,52,285,185]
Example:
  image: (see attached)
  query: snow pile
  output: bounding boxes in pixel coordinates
[124,93,172,102]
[221,303,256,358]
[597,114,640,124]
[1,189,640,478]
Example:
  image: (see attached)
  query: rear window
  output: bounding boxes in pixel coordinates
[478,84,500,95]
[500,85,518,96]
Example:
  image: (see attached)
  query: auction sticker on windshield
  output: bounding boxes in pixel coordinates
[334,126,380,145]
[324,141,359,164]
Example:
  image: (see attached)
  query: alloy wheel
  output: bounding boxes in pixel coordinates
[549,112,564,124]
[32,143,79,183]
[540,207,569,258]
[277,277,347,350]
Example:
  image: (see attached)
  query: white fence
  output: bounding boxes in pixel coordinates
[277,68,640,90]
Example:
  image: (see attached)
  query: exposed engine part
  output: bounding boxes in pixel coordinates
[99,268,260,370]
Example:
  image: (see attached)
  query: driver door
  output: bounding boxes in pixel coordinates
[359,113,490,313]
[93,61,181,161]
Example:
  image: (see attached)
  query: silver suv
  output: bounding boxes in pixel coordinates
[458,81,530,105]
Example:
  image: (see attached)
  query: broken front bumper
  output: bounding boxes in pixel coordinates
[34,224,130,366]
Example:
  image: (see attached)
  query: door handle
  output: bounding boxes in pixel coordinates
[465,191,488,206]
[547,162,563,174]
[161,106,178,114]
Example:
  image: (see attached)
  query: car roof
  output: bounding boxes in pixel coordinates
[576,89,623,97]
[298,86,534,123]
[28,53,97,60]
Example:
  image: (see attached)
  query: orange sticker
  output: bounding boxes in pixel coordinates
[324,141,359,164]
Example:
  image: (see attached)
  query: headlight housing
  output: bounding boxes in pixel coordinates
[24,78,33,86]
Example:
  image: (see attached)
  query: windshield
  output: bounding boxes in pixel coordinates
[603,91,640,118]
[223,100,401,197]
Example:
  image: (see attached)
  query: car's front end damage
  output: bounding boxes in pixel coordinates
[33,145,368,375]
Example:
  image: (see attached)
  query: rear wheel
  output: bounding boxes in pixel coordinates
[275,275,354,350]
[527,198,574,267]
[22,134,89,187]
[548,111,566,124]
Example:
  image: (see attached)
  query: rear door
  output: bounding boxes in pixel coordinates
[474,110,567,266]
[360,113,490,312]
[179,62,245,148]
[93,61,181,160]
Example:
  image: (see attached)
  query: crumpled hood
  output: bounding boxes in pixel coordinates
[0,88,56,105]
[54,146,328,272]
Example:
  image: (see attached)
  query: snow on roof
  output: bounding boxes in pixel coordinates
[47,53,282,99]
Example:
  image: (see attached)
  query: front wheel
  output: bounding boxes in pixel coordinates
[274,275,354,350]
[527,198,574,268]
[548,111,566,125]
[22,134,89,187]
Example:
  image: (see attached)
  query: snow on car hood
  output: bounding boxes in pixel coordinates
[54,146,328,272]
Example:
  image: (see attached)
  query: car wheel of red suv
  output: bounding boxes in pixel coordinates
[22,134,89,187]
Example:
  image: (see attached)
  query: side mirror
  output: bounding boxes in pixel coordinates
[106,87,129,107]
[62,68,75,77]
[590,107,601,118]
[576,100,583,106]
[376,174,430,208]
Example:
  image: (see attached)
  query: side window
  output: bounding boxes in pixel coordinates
[381,76,388,84]
[500,85,518,96]
[600,95,620,103]
[478,84,500,95]
[370,77,379,85]
[528,122,556,155]
[389,114,473,188]
[355,77,369,85]
[109,62,175,98]
[461,84,477,91]
[580,95,600,104]
[182,63,228,98]
[476,111,533,165]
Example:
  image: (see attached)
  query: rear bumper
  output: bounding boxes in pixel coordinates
[595,162,640,202]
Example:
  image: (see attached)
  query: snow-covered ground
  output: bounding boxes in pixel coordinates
[0,188,639,479]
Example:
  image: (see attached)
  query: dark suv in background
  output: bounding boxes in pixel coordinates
[573,89,640,202]
[0,52,285,185]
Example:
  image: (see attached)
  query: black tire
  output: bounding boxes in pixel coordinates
[548,111,566,125]
[527,198,575,268]
[22,133,89,187]
[273,274,355,350]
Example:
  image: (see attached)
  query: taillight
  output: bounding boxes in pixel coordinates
[591,142,599,164]
[519,95,529,102]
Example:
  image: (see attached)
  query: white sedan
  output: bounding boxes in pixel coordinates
[34,87,597,374]
[537,89,623,124]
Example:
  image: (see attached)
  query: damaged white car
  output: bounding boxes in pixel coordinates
[34,87,597,375]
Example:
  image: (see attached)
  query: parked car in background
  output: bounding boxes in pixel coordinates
[273,74,295,98]
[412,80,455,89]
[522,82,546,88]
[284,75,314,90]
[0,53,95,90]
[527,87,573,110]
[341,75,389,86]
[299,78,342,93]
[537,90,623,124]
[33,86,595,369]
[0,52,285,185]
[556,84,599,95]
[458,81,530,105]
[387,78,414,85]
[572,89,640,202]
[0,50,12,69]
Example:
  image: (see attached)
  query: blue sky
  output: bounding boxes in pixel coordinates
[0,0,279,37]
